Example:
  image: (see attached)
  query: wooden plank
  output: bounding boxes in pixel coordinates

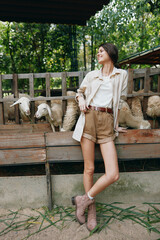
[1,69,159,81]
[46,129,160,146]
[1,74,13,80]
[143,68,151,119]
[29,73,34,97]
[61,72,67,116]
[46,131,78,146]
[2,92,160,104]
[79,71,83,86]
[150,68,160,75]
[45,162,52,211]
[116,144,160,160]
[0,96,75,103]
[0,75,4,124]
[46,73,51,108]
[0,133,45,149]
[30,101,36,123]
[133,73,144,79]
[67,72,79,77]
[158,75,160,93]
[0,148,46,165]
[47,146,83,161]
[46,73,50,97]
[127,68,134,94]
[0,123,52,134]
[140,78,143,89]
[12,73,20,124]
[46,143,160,162]
[115,129,160,144]
[29,73,35,123]
[50,72,61,78]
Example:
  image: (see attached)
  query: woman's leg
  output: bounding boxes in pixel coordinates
[88,140,119,198]
[80,136,95,193]
[80,136,97,231]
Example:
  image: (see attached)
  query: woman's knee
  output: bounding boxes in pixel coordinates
[84,166,95,176]
[105,171,120,183]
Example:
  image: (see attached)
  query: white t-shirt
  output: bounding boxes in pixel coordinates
[90,75,113,108]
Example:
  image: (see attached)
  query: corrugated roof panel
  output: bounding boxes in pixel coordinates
[0,0,110,25]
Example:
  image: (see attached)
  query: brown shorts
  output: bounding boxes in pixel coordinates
[82,108,116,144]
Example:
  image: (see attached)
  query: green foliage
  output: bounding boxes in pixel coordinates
[0,0,159,90]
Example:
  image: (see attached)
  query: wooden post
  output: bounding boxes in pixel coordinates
[0,75,4,124]
[158,75,160,128]
[46,73,51,107]
[140,78,143,90]
[143,68,151,119]
[127,68,134,108]
[127,68,134,94]
[45,162,52,211]
[158,74,160,93]
[78,71,83,87]
[13,74,20,124]
[61,72,67,117]
[29,73,35,123]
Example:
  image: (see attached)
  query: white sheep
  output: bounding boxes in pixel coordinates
[10,96,31,122]
[3,94,31,122]
[119,101,151,129]
[61,91,79,131]
[146,95,160,128]
[35,103,63,132]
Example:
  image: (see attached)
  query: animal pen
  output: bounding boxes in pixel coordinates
[0,67,160,210]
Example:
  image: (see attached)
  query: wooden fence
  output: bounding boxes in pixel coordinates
[0,67,160,125]
[1,128,160,210]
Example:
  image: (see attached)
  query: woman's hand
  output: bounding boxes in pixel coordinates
[78,96,89,113]
[115,125,128,133]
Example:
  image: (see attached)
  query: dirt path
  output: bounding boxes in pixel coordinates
[0,202,159,240]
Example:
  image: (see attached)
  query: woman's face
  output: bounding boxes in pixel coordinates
[97,46,111,65]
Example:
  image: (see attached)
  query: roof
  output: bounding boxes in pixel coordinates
[118,45,160,66]
[0,0,109,25]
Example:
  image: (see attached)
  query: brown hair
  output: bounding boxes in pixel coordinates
[99,42,119,68]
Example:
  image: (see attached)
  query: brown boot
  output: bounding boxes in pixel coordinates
[72,193,95,225]
[87,202,97,231]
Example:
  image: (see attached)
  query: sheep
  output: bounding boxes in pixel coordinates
[3,94,31,122]
[146,95,160,128]
[131,96,144,120]
[35,102,63,132]
[61,91,80,131]
[119,100,151,129]
[10,96,31,122]
[131,89,155,120]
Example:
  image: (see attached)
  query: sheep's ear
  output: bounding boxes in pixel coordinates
[10,99,21,107]
[46,104,53,120]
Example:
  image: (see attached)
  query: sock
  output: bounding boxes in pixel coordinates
[87,191,94,200]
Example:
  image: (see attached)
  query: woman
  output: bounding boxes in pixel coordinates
[72,42,128,231]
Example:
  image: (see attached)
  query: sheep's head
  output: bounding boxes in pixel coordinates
[10,97,31,116]
[35,103,53,120]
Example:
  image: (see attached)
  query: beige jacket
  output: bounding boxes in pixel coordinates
[72,66,128,142]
